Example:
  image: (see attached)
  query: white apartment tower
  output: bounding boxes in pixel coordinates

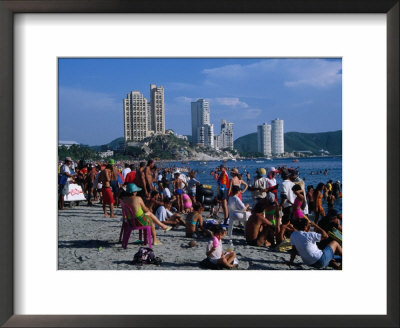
[220,120,234,150]
[191,99,213,147]
[257,123,272,156]
[150,84,165,134]
[271,118,284,155]
[123,91,149,142]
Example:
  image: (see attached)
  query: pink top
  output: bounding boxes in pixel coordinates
[292,197,305,219]
[212,236,220,248]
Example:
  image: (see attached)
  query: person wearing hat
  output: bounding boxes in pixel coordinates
[217,164,230,224]
[248,168,268,205]
[120,183,172,246]
[228,168,248,201]
[266,167,279,202]
[58,157,76,210]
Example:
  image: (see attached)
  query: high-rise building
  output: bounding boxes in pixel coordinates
[271,118,284,155]
[257,123,272,156]
[220,120,234,150]
[147,101,152,131]
[123,91,149,142]
[191,99,212,146]
[150,84,165,134]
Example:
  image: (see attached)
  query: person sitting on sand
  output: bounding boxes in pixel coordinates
[145,190,163,214]
[288,218,342,269]
[205,226,236,269]
[120,183,172,246]
[185,202,206,238]
[155,200,186,227]
[263,192,281,244]
[245,201,275,247]
[182,193,193,213]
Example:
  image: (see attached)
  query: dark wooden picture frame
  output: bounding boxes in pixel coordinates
[0,1,398,327]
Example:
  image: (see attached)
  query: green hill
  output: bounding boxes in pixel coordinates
[90,137,125,151]
[234,130,342,155]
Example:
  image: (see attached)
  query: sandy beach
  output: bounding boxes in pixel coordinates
[58,202,332,270]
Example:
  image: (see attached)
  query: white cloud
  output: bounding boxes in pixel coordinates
[202,60,277,79]
[214,97,249,108]
[174,96,194,103]
[242,108,262,119]
[284,60,342,88]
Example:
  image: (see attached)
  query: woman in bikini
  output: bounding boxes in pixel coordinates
[228,168,248,200]
[263,192,281,246]
[120,183,172,246]
[185,202,206,238]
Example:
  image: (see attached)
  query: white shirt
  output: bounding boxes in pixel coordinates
[281,179,295,208]
[60,164,71,175]
[163,187,172,199]
[251,176,267,199]
[157,174,163,182]
[207,238,223,264]
[121,168,131,179]
[228,195,250,220]
[155,206,173,222]
[266,177,277,189]
[290,231,323,265]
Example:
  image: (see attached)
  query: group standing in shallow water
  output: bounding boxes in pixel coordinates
[58,157,342,270]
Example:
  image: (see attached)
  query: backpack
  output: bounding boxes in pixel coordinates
[132,247,162,266]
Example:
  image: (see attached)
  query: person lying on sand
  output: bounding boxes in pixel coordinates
[155,200,186,227]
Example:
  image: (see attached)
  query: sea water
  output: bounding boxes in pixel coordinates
[162,157,342,214]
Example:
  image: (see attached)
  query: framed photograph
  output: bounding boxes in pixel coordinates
[0,0,398,327]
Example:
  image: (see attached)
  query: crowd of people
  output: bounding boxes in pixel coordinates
[58,157,342,270]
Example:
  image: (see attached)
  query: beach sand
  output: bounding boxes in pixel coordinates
[58,202,331,270]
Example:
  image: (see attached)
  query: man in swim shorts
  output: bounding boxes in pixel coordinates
[98,163,115,218]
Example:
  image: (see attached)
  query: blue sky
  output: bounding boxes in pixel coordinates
[59,58,342,146]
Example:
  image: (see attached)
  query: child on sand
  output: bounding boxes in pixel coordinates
[185,202,206,237]
[205,226,236,269]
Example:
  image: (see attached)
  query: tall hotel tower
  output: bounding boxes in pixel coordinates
[123,91,149,142]
[220,120,234,150]
[191,99,214,147]
[150,84,165,134]
[257,123,272,156]
[271,118,284,155]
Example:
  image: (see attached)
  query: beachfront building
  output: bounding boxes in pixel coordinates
[213,135,222,150]
[123,91,150,142]
[191,99,213,146]
[150,84,165,134]
[147,101,152,131]
[271,118,284,155]
[220,119,234,150]
[257,123,272,156]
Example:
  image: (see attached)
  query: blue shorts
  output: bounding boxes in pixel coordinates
[311,246,334,268]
